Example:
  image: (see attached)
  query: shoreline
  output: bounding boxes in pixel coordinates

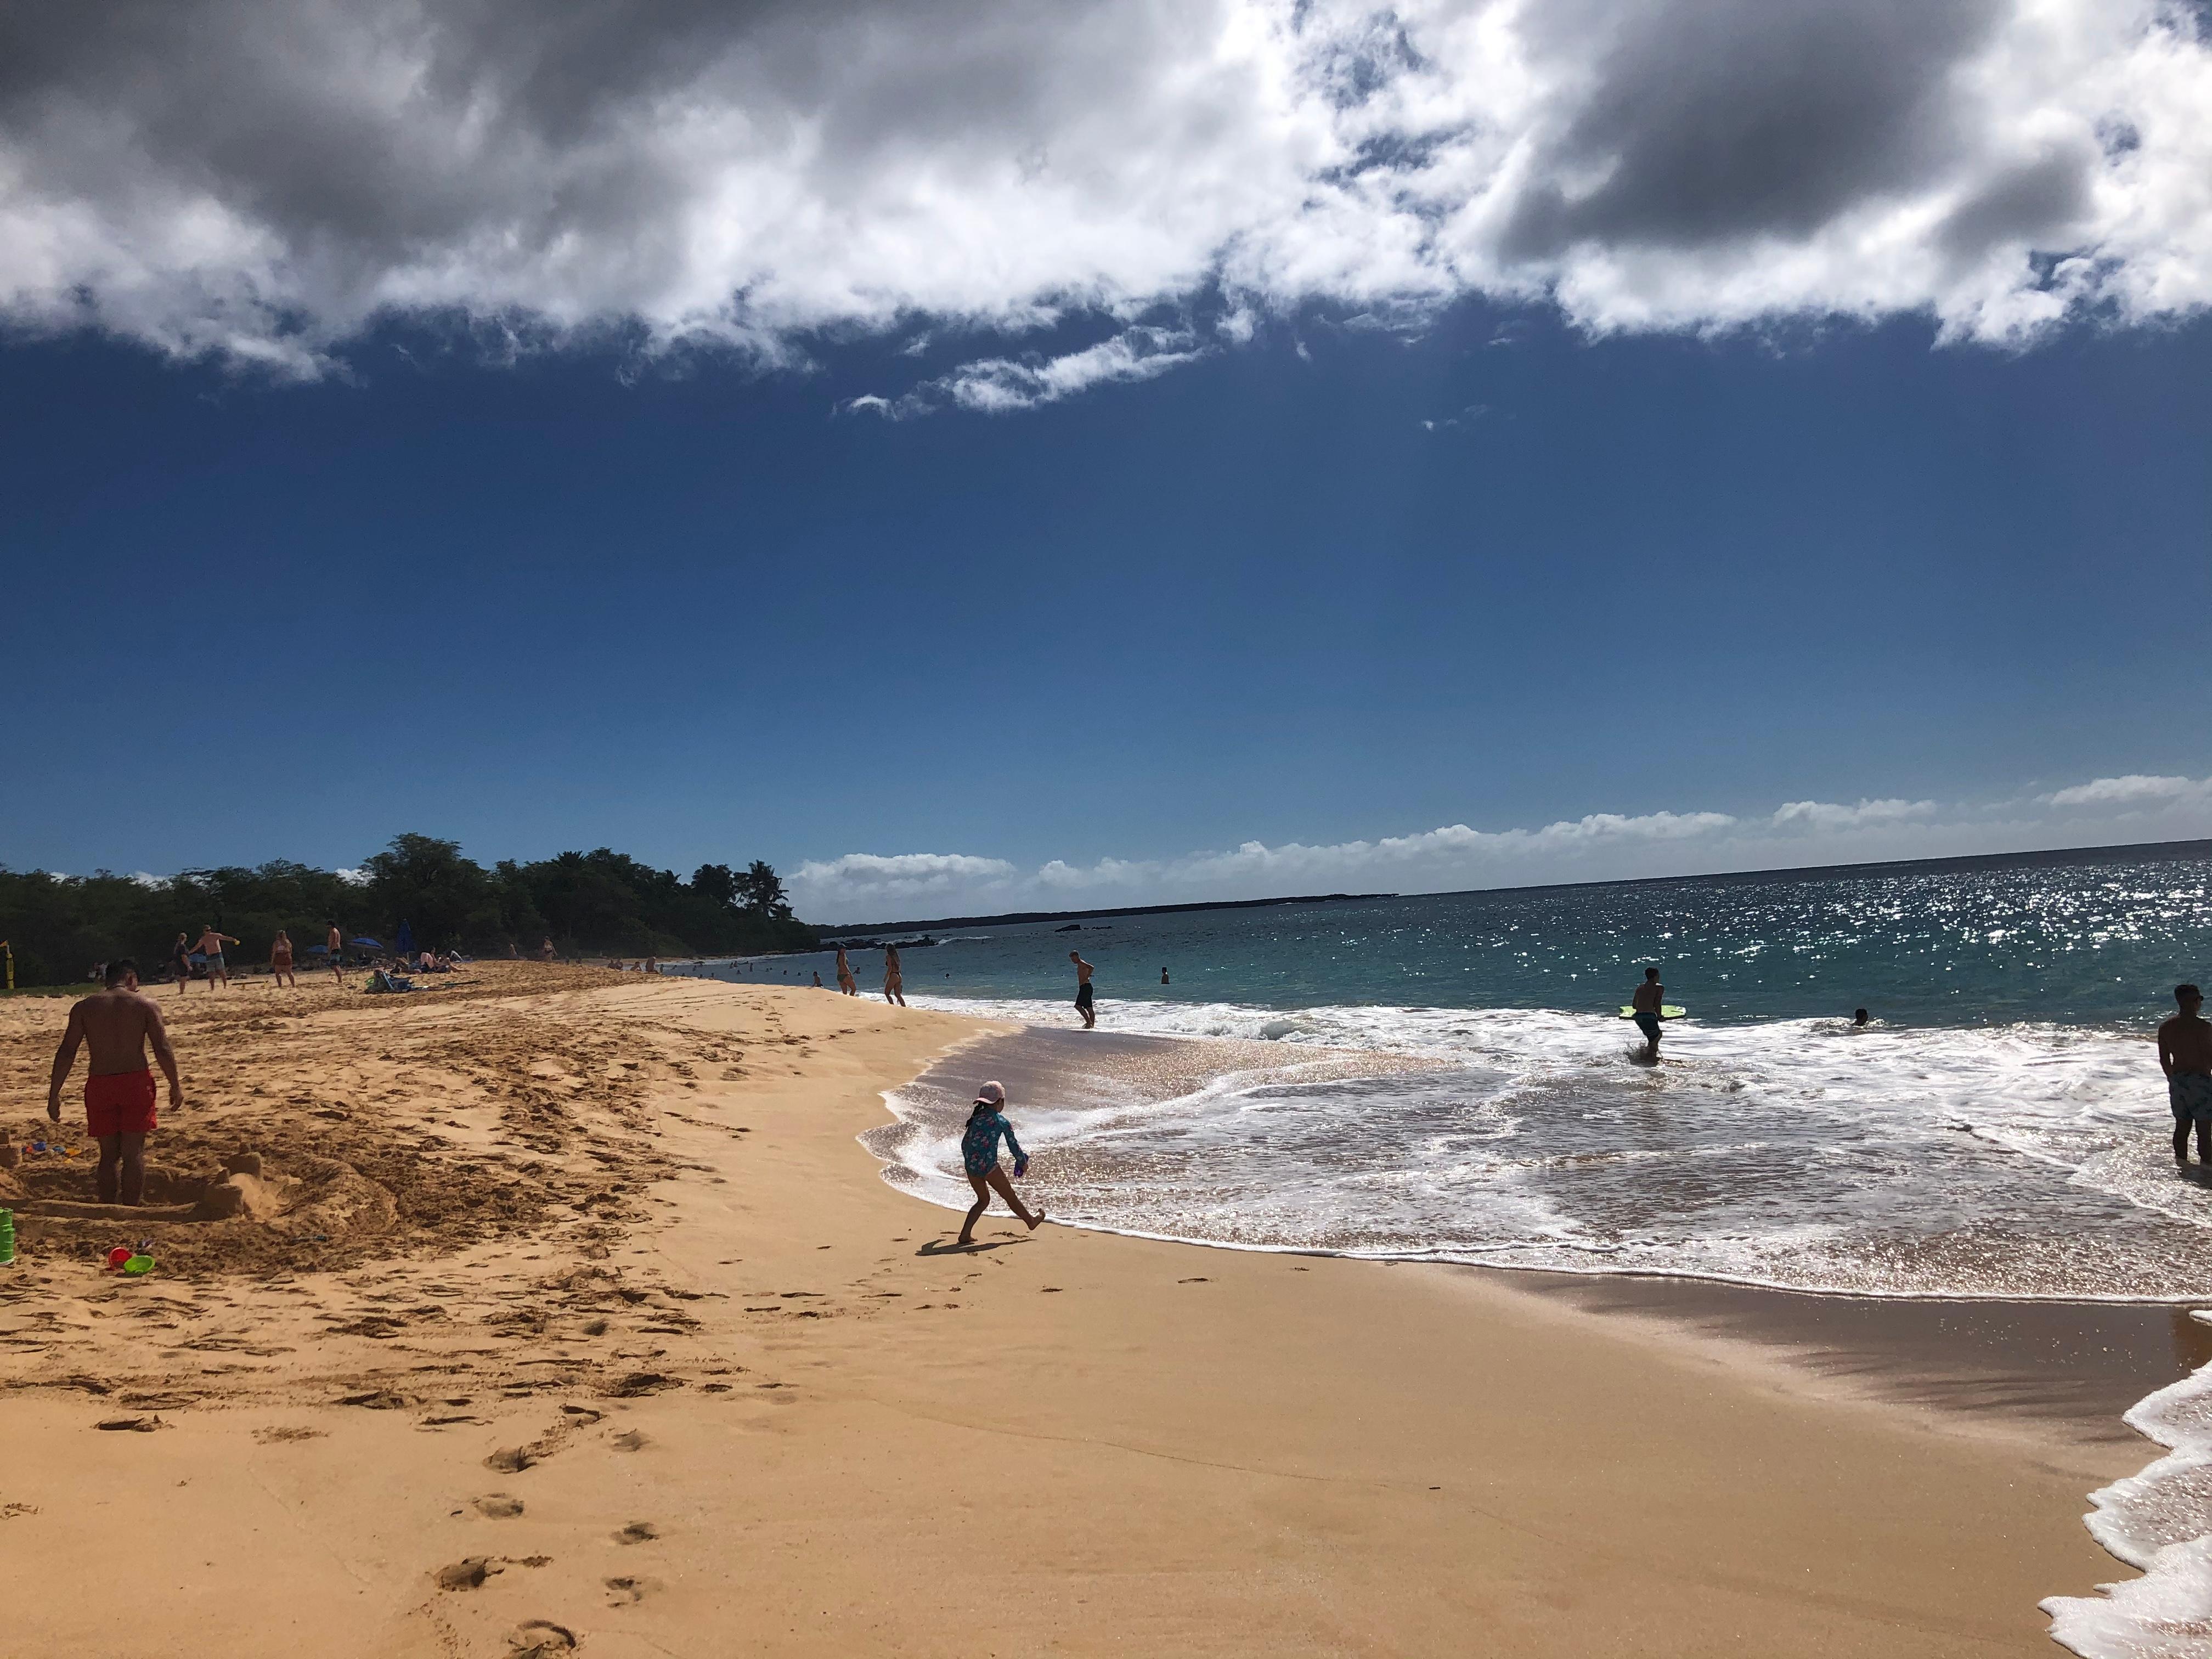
[0,968,2169,1654]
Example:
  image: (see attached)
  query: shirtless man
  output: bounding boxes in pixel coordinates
[883,945,906,1007]
[1630,967,1666,1059]
[46,960,183,1206]
[1070,950,1096,1029]
[326,921,346,984]
[2159,984,2212,1165]
[836,946,857,997]
[195,924,240,989]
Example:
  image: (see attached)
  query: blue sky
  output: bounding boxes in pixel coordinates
[3,1,2209,921]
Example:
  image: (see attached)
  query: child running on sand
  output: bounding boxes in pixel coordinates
[956,1081,1045,1245]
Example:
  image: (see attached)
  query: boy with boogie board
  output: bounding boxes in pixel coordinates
[1627,967,1675,1060]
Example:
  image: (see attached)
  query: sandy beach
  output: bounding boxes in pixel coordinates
[0,965,2164,1656]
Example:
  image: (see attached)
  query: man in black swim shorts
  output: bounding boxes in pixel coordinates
[1070,950,1096,1029]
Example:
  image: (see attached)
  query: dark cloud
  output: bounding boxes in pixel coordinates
[1506,0,2004,255]
[0,0,2202,375]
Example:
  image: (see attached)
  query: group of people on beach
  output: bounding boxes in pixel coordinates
[37,925,2212,1265]
[161,922,349,991]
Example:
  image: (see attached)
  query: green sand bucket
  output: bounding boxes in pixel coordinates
[0,1209,14,1265]
[121,1254,153,1276]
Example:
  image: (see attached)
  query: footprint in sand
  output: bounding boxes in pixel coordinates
[435,1557,499,1590]
[610,1430,648,1452]
[613,1520,657,1544]
[473,1495,525,1518]
[484,1447,535,1472]
[604,1575,659,1605]
[506,1620,576,1656]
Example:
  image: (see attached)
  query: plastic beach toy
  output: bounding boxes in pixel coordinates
[106,1245,133,1269]
[121,1255,154,1276]
[0,1209,16,1266]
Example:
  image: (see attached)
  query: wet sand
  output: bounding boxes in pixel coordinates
[0,970,2171,1655]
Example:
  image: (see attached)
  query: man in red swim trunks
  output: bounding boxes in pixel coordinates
[46,959,184,1206]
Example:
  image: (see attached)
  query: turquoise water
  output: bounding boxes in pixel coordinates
[698,848,2212,1301]
[724,848,2212,1029]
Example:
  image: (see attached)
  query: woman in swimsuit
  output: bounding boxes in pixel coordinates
[270,930,296,989]
[956,1081,1045,1245]
[836,946,857,996]
[170,933,193,994]
[883,945,905,1008]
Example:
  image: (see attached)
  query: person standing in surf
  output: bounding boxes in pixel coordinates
[955,1081,1045,1245]
[2159,984,2212,1165]
[1630,967,1667,1059]
[1070,950,1096,1029]
[883,944,906,1007]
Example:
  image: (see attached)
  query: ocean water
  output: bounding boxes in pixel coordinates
[693,845,2212,1656]
[697,848,2212,1301]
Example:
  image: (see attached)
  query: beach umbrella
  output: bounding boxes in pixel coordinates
[349,936,383,949]
[305,945,330,956]
[396,919,416,957]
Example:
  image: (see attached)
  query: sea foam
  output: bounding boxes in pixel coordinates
[2046,1312,2212,1658]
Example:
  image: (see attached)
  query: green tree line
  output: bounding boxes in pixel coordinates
[0,834,816,986]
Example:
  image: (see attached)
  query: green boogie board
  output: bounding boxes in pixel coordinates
[1619,1005,1686,1018]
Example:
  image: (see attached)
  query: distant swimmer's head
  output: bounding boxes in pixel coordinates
[1853,1008,1870,1025]
[2180,984,2204,1009]
[1644,967,1660,981]
[104,958,138,988]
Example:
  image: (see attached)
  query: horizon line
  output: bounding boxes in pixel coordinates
[808,835,2212,935]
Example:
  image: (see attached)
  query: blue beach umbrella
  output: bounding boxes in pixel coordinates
[349,936,383,949]
[396,919,415,957]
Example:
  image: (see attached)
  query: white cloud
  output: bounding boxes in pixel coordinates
[848,325,1205,417]
[1771,798,1937,830]
[2042,773,2209,808]
[789,851,1020,916]
[334,867,370,885]
[788,769,2212,919]
[0,0,2205,385]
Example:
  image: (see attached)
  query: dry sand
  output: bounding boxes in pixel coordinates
[0,965,2158,1656]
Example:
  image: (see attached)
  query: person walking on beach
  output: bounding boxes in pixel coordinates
[1630,967,1666,1059]
[2159,984,2212,1165]
[269,929,296,989]
[326,922,347,984]
[883,945,906,1007]
[168,932,193,993]
[1071,950,1096,1029]
[195,924,239,990]
[956,1081,1046,1245]
[46,961,183,1206]
[836,946,857,996]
